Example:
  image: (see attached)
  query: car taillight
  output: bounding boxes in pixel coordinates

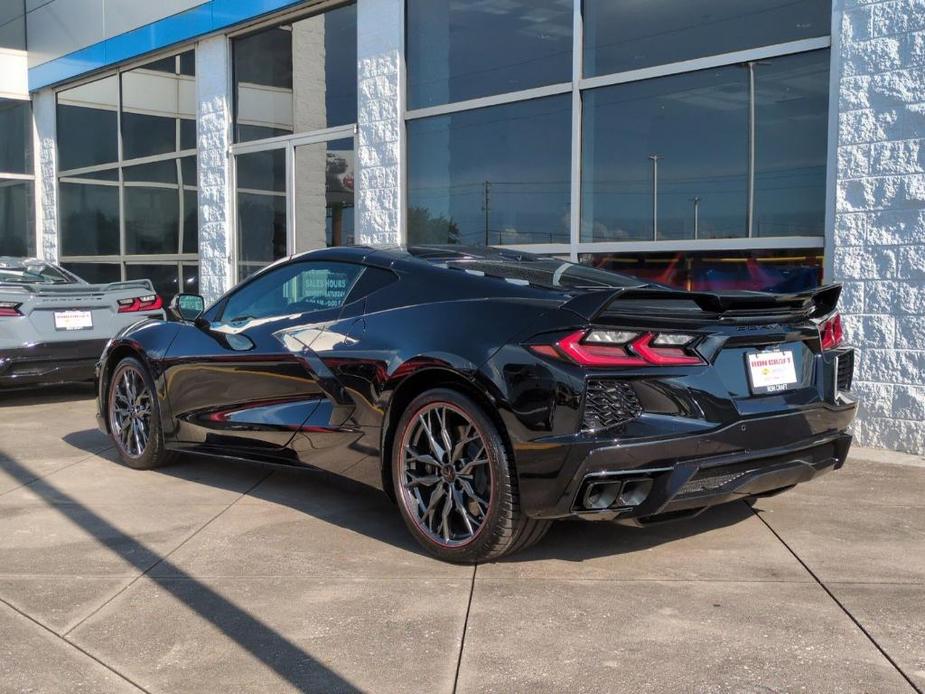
[531,329,703,367]
[118,294,163,313]
[0,301,22,317]
[819,313,844,350]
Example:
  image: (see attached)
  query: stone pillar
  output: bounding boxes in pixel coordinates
[32,88,58,261]
[832,0,925,454]
[356,0,403,245]
[196,34,233,303]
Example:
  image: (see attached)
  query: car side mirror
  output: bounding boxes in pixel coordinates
[169,293,205,321]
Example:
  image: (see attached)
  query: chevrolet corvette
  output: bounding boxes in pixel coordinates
[96,246,857,562]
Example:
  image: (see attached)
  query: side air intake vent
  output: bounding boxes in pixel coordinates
[582,379,642,432]
[836,351,854,392]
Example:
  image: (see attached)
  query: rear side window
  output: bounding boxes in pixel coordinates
[221,261,364,322]
[345,267,398,304]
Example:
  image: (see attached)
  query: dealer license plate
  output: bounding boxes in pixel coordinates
[54,310,93,331]
[746,349,798,394]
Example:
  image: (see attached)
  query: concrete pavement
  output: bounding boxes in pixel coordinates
[0,387,923,693]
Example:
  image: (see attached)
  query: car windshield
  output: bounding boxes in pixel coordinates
[0,263,76,285]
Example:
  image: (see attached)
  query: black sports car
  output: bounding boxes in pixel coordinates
[96,246,857,562]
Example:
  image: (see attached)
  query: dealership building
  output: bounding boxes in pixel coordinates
[0,0,922,454]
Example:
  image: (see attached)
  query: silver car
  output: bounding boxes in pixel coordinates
[0,257,166,389]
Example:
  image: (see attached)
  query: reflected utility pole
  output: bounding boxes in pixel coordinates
[690,196,701,239]
[482,180,492,246]
[648,154,661,240]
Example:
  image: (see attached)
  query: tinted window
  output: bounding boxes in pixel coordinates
[222,261,364,322]
[0,99,31,174]
[127,264,180,299]
[754,51,829,237]
[407,96,571,246]
[582,67,749,242]
[61,262,122,285]
[122,52,195,160]
[407,0,573,109]
[583,0,831,77]
[443,258,639,289]
[236,149,287,278]
[344,267,398,303]
[294,138,355,250]
[233,4,357,143]
[0,180,34,256]
[59,183,120,255]
[57,76,119,171]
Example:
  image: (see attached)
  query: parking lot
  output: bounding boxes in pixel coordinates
[0,387,923,693]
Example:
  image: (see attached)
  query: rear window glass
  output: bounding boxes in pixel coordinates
[443,258,641,290]
[0,263,75,284]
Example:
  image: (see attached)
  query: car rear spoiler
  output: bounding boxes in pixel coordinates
[0,279,155,296]
[563,284,842,322]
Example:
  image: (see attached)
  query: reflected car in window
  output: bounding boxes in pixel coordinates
[95,246,856,563]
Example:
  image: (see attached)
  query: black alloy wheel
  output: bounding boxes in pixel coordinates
[108,357,174,470]
[392,388,550,563]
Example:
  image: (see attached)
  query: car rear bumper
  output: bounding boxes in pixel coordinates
[518,403,857,520]
[0,339,108,388]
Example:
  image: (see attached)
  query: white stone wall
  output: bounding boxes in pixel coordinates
[355,0,403,246]
[834,0,925,454]
[32,88,57,262]
[196,35,233,303]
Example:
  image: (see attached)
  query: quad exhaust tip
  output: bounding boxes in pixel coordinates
[581,478,653,511]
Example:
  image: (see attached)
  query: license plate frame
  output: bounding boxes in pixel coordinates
[745,349,798,395]
[54,309,94,331]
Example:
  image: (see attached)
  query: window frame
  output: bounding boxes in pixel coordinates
[54,48,199,290]
[0,96,35,257]
[228,1,359,283]
[402,1,832,261]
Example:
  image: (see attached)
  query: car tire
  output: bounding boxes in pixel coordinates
[392,388,549,563]
[107,357,176,470]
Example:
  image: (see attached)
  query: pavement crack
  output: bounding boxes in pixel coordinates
[752,507,923,693]
[62,468,275,637]
[0,596,150,693]
[452,563,477,694]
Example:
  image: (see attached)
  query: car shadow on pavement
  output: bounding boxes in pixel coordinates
[0,451,363,693]
[61,428,757,565]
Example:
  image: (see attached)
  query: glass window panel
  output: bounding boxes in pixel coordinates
[180,156,197,187]
[580,250,823,293]
[0,180,34,256]
[183,190,198,253]
[222,261,363,321]
[181,263,199,295]
[126,264,180,299]
[123,159,177,184]
[581,67,749,242]
[122,53,195,160]
[57,75,119,171]
[59,183,119,255]
[180,119,196,150]
[61,262,122,285]
[0,99,31,174]
[294,138,355,251]
[125,186,180,254]
[236,150,288,278]
[754,51,829,237]
[407,0,573,109]
[122,112,177,160]
[232,4,357,143]
[407,96,571,246]
[179,50,196,77]
[583,0,831,77]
